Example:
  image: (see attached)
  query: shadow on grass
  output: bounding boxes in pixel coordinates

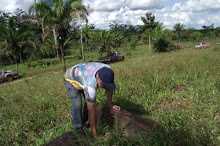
[114,96,151,115]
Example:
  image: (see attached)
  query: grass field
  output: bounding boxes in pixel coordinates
[0,45,220,145]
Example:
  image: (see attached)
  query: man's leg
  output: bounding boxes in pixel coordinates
[64,79,83,130]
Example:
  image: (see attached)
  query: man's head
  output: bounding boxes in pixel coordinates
[96,67,115,91]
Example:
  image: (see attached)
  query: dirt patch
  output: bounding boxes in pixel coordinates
[47,106,159,145]
[96,107,158,139]
[171,85,184,93]
[47,132,78,146]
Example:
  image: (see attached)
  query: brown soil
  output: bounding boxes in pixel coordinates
[96,107,158,139]
[47,106,159,145]
[47,132,79,146]
[171,85,184,93]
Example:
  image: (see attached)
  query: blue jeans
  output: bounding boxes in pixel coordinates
[64,79,88,130]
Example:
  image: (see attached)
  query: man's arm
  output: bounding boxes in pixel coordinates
[106,90,121,111]
[87,103,97,137]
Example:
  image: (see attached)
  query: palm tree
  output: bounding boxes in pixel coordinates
[0,16,35,69]
[152,23,164,40]
[141,12,159,53]
[96,30,113,52]
[29,0,90,72]
[173,23,185,39]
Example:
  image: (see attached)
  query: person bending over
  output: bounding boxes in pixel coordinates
[64,62,121,137]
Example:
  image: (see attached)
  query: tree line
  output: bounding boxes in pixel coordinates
[0,0,220,72]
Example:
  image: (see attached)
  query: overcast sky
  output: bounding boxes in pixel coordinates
[1,0,220,30]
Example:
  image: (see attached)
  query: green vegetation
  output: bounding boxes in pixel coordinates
[0,45,220,145]
[1,3,220,71]
[0,0,220,145]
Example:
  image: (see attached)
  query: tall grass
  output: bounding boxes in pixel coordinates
[0,46,219,145]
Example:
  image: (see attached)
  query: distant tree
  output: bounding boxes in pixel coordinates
[111,31,124,48]
[163,29,175,39]
[151,23,173,52]
[96,30,113,52]
[182,30,202,43]
[151,23,164,40]
[141,12,159,52]
[109,22,127,35]
[109,22,141,36]
[202,24,214,33]
[40,36,56,57]
[173,23,185,39]
[214,27,220,37]
[141,13,159,31]
[201,24,215,39]
[0,16,35,69]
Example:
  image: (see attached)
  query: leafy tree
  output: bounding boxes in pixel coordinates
[96,30,113,52]
[29,0,89,72]
[109,22,141,35]
[202,24,214,34]
[141,12,159,51]
[140,30,151,44]
[111,31,124,48]
[0,9,36,68]
[151,23,164,40]
[141,13,159,31]
[0,15,35,69]
[173,23,185,39]
[163,29,175,39]
[41,36,56,57]
[182,28,202,42]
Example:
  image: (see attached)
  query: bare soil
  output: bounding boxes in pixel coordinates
[47,106,159,145]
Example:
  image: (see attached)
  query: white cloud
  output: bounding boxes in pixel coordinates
[124,0,168,10]
[0,0,220,29]
[90,0,123,12]
[0,0,34,12]
[173,0,220,12]
[85,0,220,29]
[0,0,17,12]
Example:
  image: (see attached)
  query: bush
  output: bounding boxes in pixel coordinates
[153,37,173,52]
[26,58,60,68]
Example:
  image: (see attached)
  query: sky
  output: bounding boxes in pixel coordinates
[0,0,220,30]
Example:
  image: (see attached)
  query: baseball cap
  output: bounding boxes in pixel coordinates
[98,67,115,91]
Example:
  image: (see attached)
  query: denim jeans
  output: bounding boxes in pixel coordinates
[64,79,88,130]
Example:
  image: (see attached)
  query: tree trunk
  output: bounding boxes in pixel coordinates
[86,34,89,51]
[86,21,89,51]
[81,28,85,61]
[19,52,22,63]
[149,34,151,55]
[41,18,45,42]
[14,56,18,70]
[60,46,66,73]
[52,27,59,58]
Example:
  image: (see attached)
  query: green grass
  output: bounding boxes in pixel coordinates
[0,45,220,145]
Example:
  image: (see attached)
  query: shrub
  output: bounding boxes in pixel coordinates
[153,37,173,52]
[26,58,60,68]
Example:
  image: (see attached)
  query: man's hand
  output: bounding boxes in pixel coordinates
[112,105,121,111]
[106,91,121,111]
